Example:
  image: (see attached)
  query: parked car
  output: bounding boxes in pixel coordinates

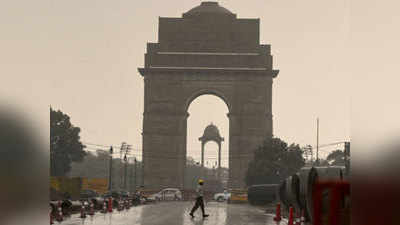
[80,189,99,199]
[102,190,128,199]
[148,188,182,201]
[214,190,231,202]
[228,189,248,203]
[80,189,104,209]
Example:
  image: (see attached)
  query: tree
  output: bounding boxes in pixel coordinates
[245,137,305,186]
[50,108,86,176]
[68,150,144,192]
[326,149,345,166]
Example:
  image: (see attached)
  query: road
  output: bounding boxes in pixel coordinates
[58,201,282,225]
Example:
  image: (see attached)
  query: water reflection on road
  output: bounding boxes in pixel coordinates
[60,201,277,225]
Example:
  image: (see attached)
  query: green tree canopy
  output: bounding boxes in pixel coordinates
[326,149,345,166]
[245,137,305,186]
[50,108,86,176]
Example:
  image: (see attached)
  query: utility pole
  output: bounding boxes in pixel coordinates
[344,142,350,175]
[123,144,132,191]
[134,157,137,194]
[108,146,113,191]
[120,142,126,189]
[316,118,320,166]
[303,145,313,165]
[123,154,128,190]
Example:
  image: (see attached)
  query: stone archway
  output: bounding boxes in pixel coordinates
[138,2,279,189]
[198,123,224,177]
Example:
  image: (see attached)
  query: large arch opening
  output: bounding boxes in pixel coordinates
[185,94,229,190]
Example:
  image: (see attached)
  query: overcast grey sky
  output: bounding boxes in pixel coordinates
[2,0,399,168]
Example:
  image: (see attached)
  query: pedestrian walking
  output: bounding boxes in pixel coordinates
[189,179,209,219]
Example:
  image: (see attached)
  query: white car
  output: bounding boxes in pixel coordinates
[148,188,182,201]
[214,191,231,202]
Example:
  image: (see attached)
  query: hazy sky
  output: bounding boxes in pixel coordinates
[3,0,399,168]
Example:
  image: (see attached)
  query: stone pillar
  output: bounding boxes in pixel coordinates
[228,79,273,189]
[141,76,188,189]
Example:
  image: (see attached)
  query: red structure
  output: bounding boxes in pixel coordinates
[107,198,113,213]
[313,181,350,225]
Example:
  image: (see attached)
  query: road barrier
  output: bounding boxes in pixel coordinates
[294,210,301,225]
[273,202,281,222]
[286,174,301,210]
[288,207,294,225]
[80,202,86,218]
[298,166,315,220]
[50,206,54,224]
[312,181,350,225]
[117,199,124,211]
[56,201,63,222]
[88,202,95,216]
[102,201,107,213]
[300,209,305,225]
[280,166,346,223]
[107,198,113,213]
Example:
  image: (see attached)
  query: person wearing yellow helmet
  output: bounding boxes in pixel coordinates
[189,179,209,219]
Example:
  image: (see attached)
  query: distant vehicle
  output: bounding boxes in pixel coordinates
[80,189,104,209]
[80,189,99,199]
[102,190,130,199]
[247,184,279,205]
[214,190,231,202]
[148,188,182,201]
[229,189,248,203]
[119,190,131,199]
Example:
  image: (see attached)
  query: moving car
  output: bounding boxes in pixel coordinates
[214,190,231,202]
[148,188,182,201]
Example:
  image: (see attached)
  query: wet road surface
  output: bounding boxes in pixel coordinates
[59,201,282,225]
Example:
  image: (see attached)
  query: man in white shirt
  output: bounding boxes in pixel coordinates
[189,179,209,218]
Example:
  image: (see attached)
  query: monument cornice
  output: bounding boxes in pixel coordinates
[138,67,279,78]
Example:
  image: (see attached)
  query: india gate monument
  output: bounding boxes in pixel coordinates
[138,1,279,189]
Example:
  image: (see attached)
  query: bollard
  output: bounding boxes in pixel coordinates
[108,198,113,213]
[118,199,124,211]
[88,201,95,216]
[80,202,86,218]
[56,201,63,222]
[295,210,301,225]
[288,207,294,225]
[300,209,306,225]
[273,203,282,222]
[102,201,107,213]
[50,206,54,224]
[117,199,122,211]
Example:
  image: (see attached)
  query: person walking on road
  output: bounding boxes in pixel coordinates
[189,179,209,219]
